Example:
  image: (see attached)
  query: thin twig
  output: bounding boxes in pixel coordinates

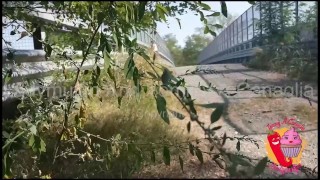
[53,22,103,165]
[77,129,220,156]
[2,131,26,150]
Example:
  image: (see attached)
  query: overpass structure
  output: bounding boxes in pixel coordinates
[198,1,317,64]
[2,6,174,103]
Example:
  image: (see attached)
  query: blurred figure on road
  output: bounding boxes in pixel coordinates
[151,40,158,63]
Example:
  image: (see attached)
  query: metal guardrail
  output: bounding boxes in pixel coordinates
[131,29,174,65]
[2,9,174,102]
[199,1,317,64]
[2,49,104,100]
[2,31,173,101]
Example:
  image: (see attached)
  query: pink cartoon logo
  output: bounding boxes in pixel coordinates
[280,128,302,158]
[265,117,307,175]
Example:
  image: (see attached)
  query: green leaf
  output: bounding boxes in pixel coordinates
[124,35,132,47]
[96,66,101,77]
[209,29,217,37]
[40,137,46,152]
[2,131,10,139]
[179,156,184,172]
[168,109,185,120]
[156,94,169,124]
[98,33,111,53]
[104,48,111,70]
[200,85,209,91]
[254,157,268,175]
[163,146,170,165]
[93,87,97,95]
[7,52,14,61]
[133,67,140,89]
[52,101,60,105]
[213,154,220,160]
[210,105,223,124]
[226,92,237,96]
[147,71,159,79]
[199,11,205,22]
[138,50,151,60]
[228,164,238,177]
[45,44,53,59]
[28,135,46,153]
[4,70,13,84]
[208,146,213,151]
[143,86,148,93]
[151,150,156,163]
[213,24,224,29]
[175,78,184,87]
[178,89,184,98]
[237,83,247,90]
[187,121,191,133]
[161,68,171,85]
[189,143,194,156]
[248,1,255,5]
[199,2,211,10]
[222,133,227,146]
[115,134,121,141]
[220,1,228,18]
[28,134,35,147]
[204,26,210,34]
[156,4,169,15]
[207,12,220,17]
[232,154,252,166]
[118,96,123,108]
[211,126,222,131]
[185,88,191,99]
[156,5,167,21]
[107,67,116,82]
[29,125,37,135]
[236,141,240,151]
[97,12,105,24]
[125,5,129,23]
[3,152,13,177]
[88,4,93,17]
[75,114,80,126]
[113,32,119,50]
[138,2,147,20]
[124,56,135,79]
[195,147,203,164]
[5,76,12,84]
[176,18,181,29]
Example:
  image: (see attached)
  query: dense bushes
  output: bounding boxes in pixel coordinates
[247,43,318,83]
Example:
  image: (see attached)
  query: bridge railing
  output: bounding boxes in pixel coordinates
[2,9,174,101]
[199,1,317,64]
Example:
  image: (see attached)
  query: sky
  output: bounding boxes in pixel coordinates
[157,1,252,47]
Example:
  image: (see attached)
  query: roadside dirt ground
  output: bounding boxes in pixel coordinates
[134,64,318,178]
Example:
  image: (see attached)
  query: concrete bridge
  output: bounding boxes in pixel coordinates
[198,1,317,65]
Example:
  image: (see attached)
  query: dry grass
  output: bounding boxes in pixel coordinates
[84,51,191,143]
[228,97,318,124]
[292,104,318,123]
[71,53,194,178]
[8,49,195,179]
